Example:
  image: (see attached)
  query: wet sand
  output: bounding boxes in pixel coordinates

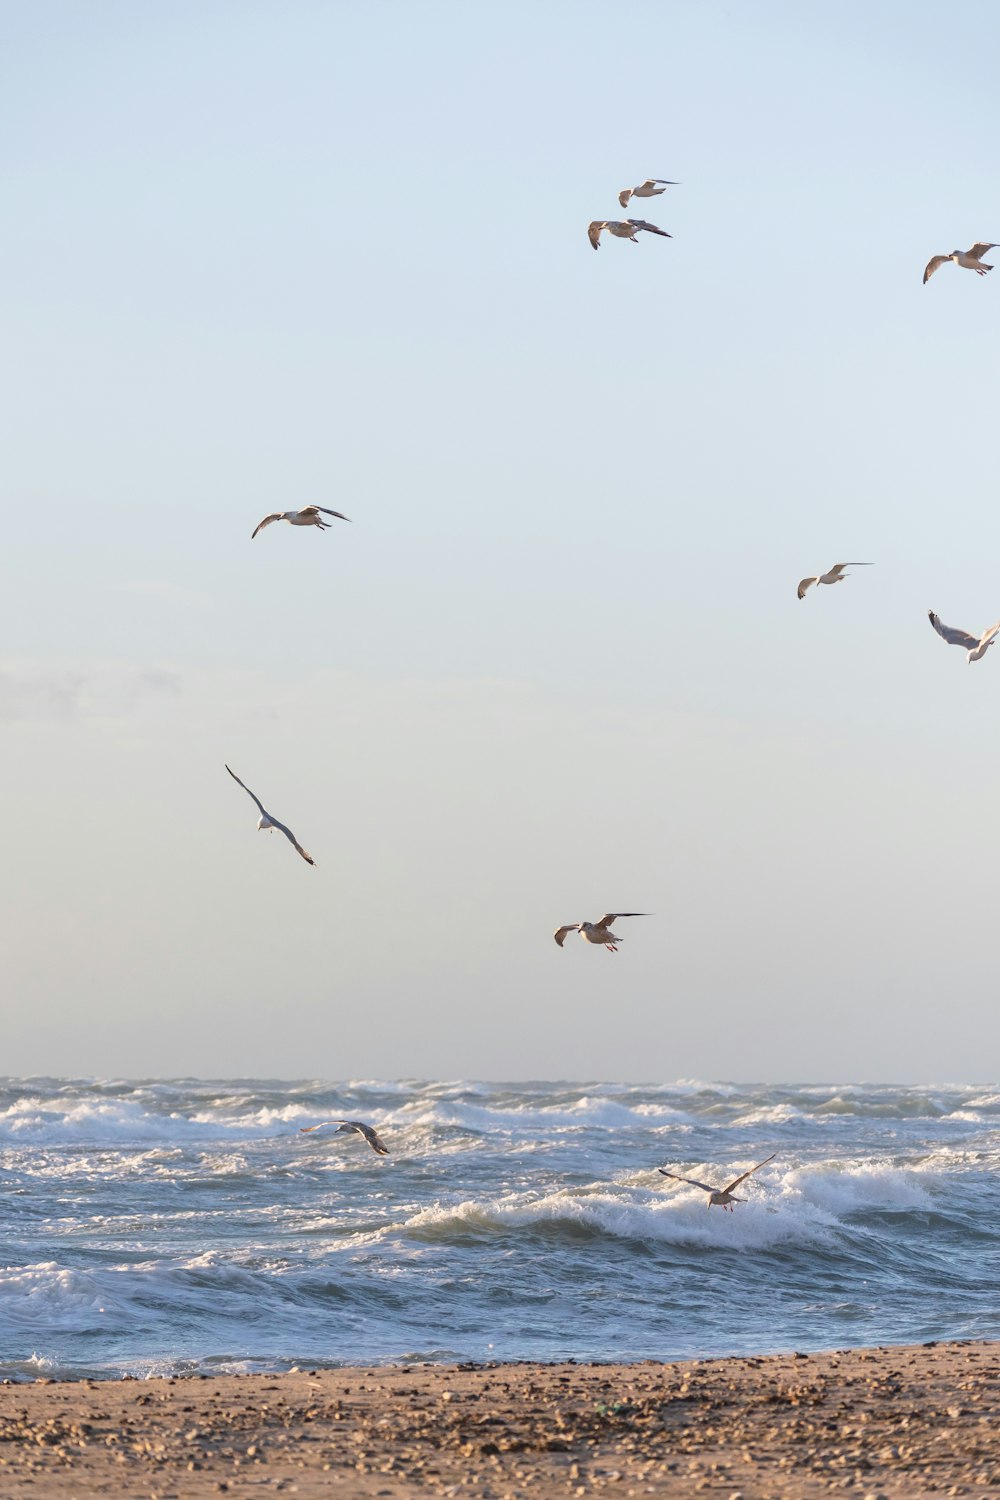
[0,1341,997,1498]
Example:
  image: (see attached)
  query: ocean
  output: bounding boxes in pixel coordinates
[1,1078,997,1380]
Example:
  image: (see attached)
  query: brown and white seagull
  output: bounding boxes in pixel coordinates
[225,765,315,865]
[251,506,351,540]
[588,219,672,250]
[299,1119,389,1155]
[618,178,679,209]
[797,562,872,600]
[923,242,997,284]
[928,610,1000,664]
[658,1153,777,1211]
[554,913,647,952]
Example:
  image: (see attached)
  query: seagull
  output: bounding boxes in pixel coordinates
[928,610,1000,664]
[658,1153,777,1212]
[299,1119,389,1155]
[923,242,997,284]
[251,506,351,540]
[225,765,315,865]
[618,178,679,209]
[588,219,672,250]
[797,562,872,600]
[554,913,647,953]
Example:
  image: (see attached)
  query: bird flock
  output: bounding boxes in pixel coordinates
[229,176,995,1198]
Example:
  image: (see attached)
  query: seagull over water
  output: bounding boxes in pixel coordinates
[554,913,647,952]
[225,765,315,865]
[588,219,671,250]
[299,1119,389,1155]
[251,505,351,540]
[618,177,679,209]
[928,610,1000,664]
[797,562,872,600]
[658,1153,777,1211]
[923,242,997,284]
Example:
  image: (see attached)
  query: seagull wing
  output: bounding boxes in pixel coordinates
[968,242,998,260]
[722,1152,777,1195]
[648,179,679,186]
[923,254,949,284]
[225,764,267,819]
[979,621,1000,648]
[305,507,352,522]
[658,1170,717,1193]
[618,189,632,209]
[349,1120,390,1155]
[797,576,818,599]
[627,219,672,239]
[252,513,284,539]
[595,913,646,928]
[928,611,979,650]
[554,924,580,946]
[588,221,606,250]
[268,814,315,866]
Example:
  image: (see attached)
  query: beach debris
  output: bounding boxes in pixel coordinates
[554,914,647,953]
[657,1153,777,1211]
[251,505,351,540]
[923,241,997,284]
[797,562,873,600]
[927,610,1000,663]
[299,1119,389,1155]
[588,219,671,250]
[225,765,315,866]
[618,178,679,209]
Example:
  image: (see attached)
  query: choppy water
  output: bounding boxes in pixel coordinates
[0,1078,998,1380]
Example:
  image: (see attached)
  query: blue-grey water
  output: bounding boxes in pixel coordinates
[1,1077,998,1380]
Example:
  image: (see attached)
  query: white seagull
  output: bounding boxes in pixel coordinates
[299,1119,389,1155]
[554,913,647,953]
[618,177,679,209]
[225,765,315,865]
[797,562,872,600]
[923,242,997,284]
[658,1153,777,1212]
[251,506,351,540]
[928,610,1000,664]
[588,219,672,250]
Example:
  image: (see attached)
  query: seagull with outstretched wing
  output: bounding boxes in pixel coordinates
[588,219,672,250]
[618,178,679,209]
[225,765,315,865]
[928,610,1000,664]
[299,1119,389,1155]
[797,562,872,600]
[658,1153,777,1211]
[252,506,351,539]
[554,913,647,952]
[923,242,997,284]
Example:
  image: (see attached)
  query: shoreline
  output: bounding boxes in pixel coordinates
[0,1341,997,1497]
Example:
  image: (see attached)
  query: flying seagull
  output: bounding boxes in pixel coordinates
[554,913,647,952]
[797,562,872,600]
[251,506,351,540]
[225,765,315,865]
[658,1153,777,1211]
[299,1119,389,1155]
[588,219,672,250]
[928,610,1000,664]
[618,178,679,209]
[923,242,997,284]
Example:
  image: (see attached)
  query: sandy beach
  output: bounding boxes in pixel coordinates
[0,1341,996,1499]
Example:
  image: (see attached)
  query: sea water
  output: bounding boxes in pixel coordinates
[0,1077,997,1379]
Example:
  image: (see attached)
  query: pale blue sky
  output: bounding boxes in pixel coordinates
[3,0,1000,1080]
